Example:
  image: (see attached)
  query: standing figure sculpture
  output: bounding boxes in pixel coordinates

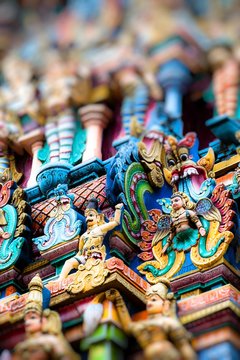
[59,198,123,281]
[106,278,197,360]
[13,274,80,360]
[0,55,39,120]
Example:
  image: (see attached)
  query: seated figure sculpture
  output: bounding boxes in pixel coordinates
[58,198,123,281]
[106,278,197,360]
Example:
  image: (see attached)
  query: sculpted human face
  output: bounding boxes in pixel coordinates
[171,196,183,211]
[85,210,98,228]
[24,311,42,335]
[146,294,164,315]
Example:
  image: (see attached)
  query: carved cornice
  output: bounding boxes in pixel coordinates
[193,327,240,351]
[171,261,240,295]
[0,258,148,327]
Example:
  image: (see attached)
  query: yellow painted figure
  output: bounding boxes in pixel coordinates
[59,199,123,280]
[13,274,80,360]
[160,192,206,254]
[106,279,197,360]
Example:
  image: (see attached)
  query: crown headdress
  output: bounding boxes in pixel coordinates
[24,274,43,316]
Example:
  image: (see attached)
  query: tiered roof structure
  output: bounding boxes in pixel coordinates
[0,1,240,359]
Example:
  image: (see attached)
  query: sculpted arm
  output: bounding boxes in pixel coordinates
[169,323,197,360]
[78,235,85,253]
[162,223,176,254]
[189,210,206,236]
[97,203,123,235]
[105,289,132,334]
[178,339,197,360]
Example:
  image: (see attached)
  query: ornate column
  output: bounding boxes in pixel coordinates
[19,128,44,187]
[208,44,239,118]
[80,300,128,360]
[157,59,192,136]
[79,104,112,161]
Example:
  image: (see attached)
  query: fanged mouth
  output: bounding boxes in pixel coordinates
[88,252,103,260]
[171,166,207,192]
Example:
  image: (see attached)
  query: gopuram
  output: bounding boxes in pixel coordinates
[0,1,240,359]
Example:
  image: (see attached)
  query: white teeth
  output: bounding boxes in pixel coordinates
[192,168,199,175]
[183,167,199,178]
[183,169,188,178]
[172,174,179,182]
[90,252,102,259]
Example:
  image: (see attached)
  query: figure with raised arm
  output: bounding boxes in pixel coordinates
[106,278,197,360]
[58,198,123,281]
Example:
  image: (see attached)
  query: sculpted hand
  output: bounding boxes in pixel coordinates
[115,203,124,210]
[79,255,86,264]
[161,242,169,255]
[105,289,121,303]
[199,227,206,236]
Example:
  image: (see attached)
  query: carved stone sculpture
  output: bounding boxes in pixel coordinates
[138,189,234,280]
[33,184,84,251]
[13,274,80,360]
[106,278,197,360]
[59,198,123,282]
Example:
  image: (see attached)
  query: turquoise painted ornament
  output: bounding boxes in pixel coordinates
[33,184,84,252]
[0,181,31,271]
[36,163,73,198]
[38,118,86,166]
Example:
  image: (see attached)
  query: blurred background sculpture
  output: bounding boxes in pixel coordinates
[106,278,196,360]
[13,274,80,360]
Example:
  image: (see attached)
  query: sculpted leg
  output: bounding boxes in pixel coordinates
[59,258,80,281]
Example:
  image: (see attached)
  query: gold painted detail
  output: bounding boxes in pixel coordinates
[67,256,109,294]
[190,221,234,269]
[180,289,202,299]
[180,300,240,325]
[138,135,165,188]
[214,154,240,177]
[130,116,144,138]
[138,240,185,281]
[12,186,31,239]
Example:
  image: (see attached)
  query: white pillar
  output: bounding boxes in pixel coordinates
[79,104,112,162]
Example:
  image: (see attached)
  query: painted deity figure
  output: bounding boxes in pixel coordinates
[207,43,239,119]
[161,192,206,254]
[106,279,196,360]
[0,55,38,118]
[13,274,79,360]
[58,198,123,280]
[138,186,234,281]
[33,184,84,251]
